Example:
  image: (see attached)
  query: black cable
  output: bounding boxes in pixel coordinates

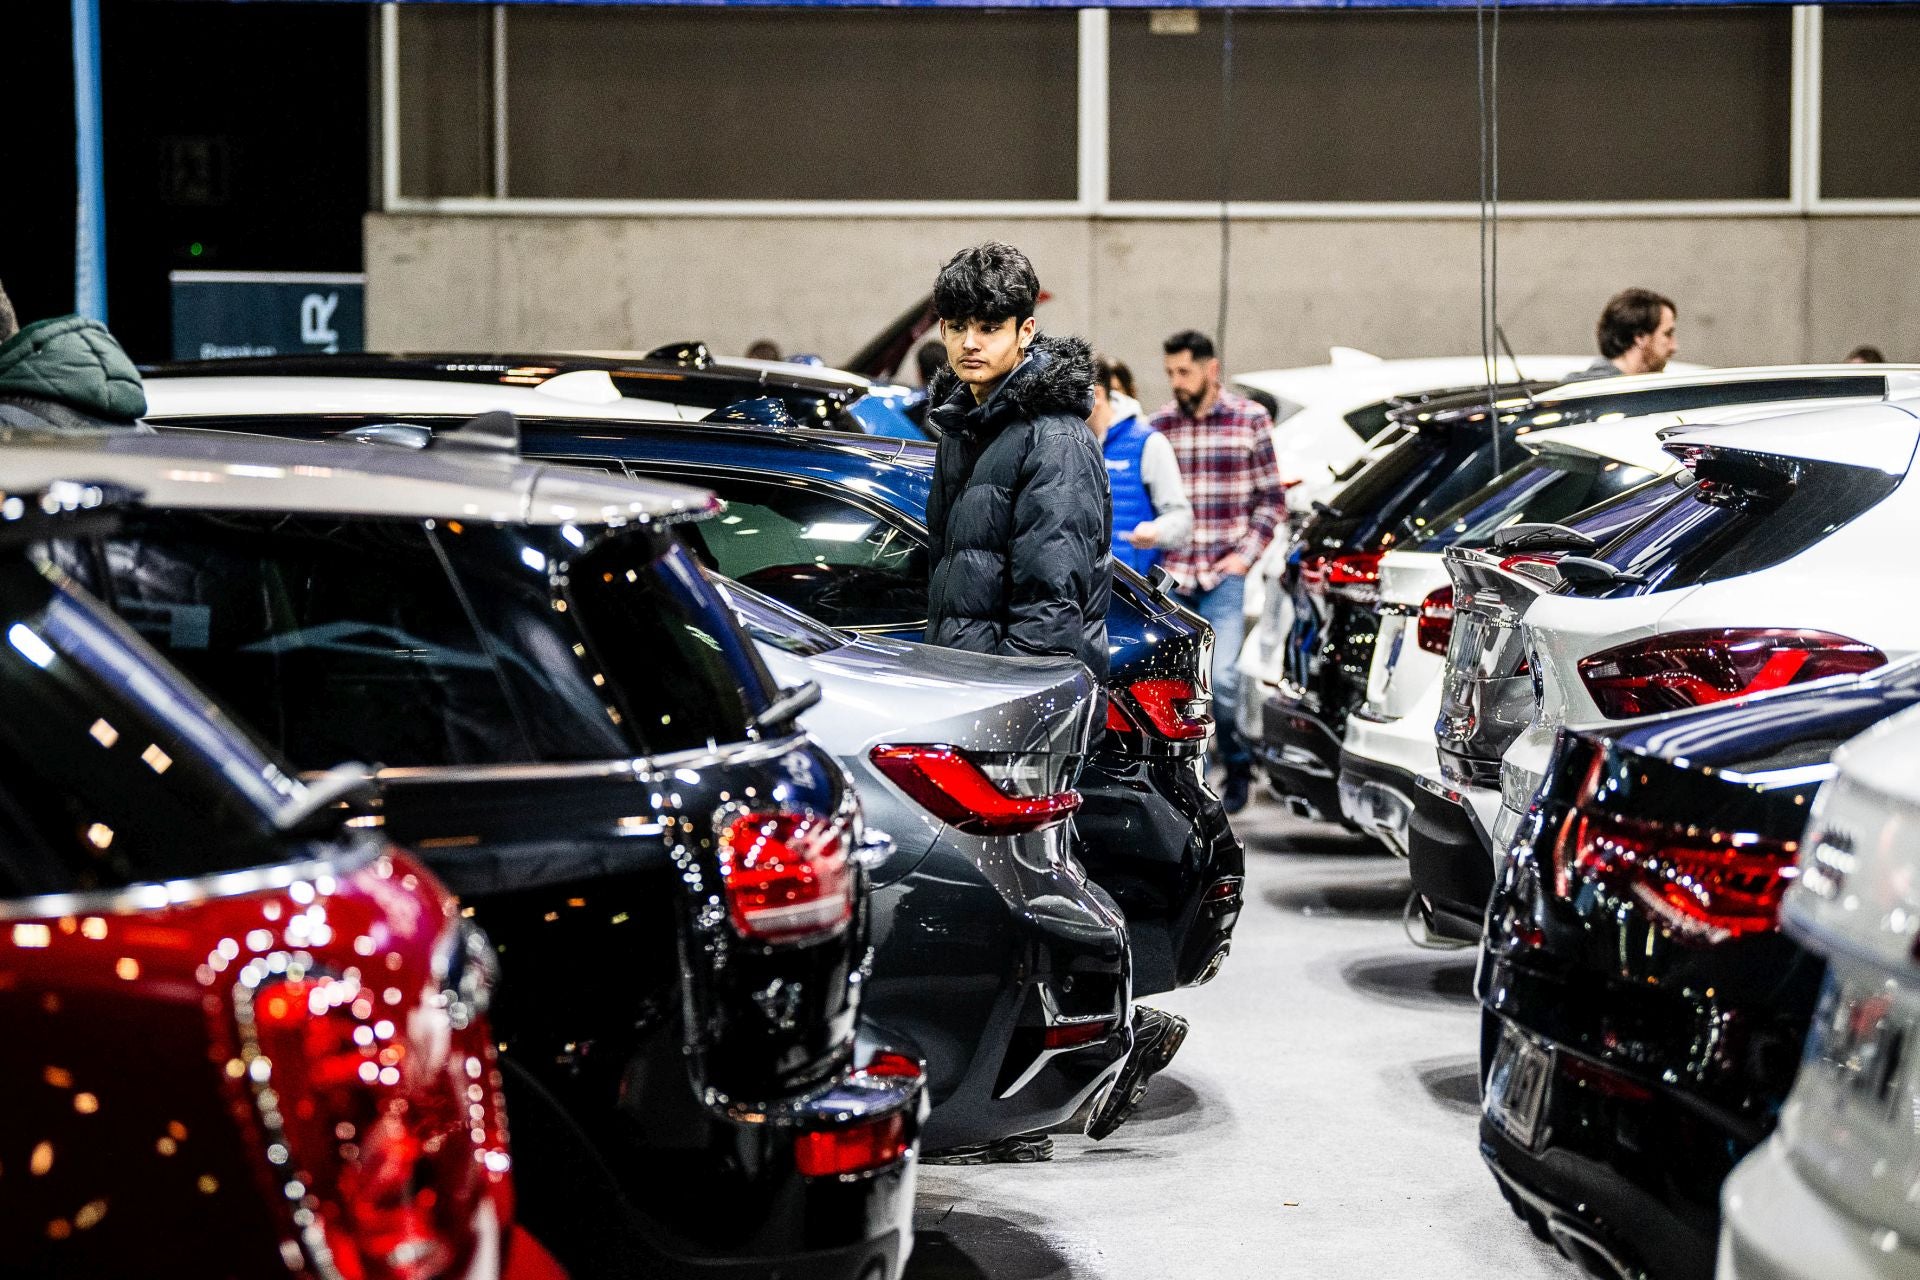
[1217,9,1235,360]
[1491,0,1502,476]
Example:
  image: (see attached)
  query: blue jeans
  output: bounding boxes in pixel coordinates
[1177,575,1251,782]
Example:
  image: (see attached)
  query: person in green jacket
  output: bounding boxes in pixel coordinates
[0,281,147,431]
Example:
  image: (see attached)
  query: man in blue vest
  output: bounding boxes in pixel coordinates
[1090,354,1192,577]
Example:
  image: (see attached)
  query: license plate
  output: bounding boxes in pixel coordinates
[1485,1023,1552,1149]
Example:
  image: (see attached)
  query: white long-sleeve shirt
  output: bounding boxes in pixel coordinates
[1135,427,1193,550]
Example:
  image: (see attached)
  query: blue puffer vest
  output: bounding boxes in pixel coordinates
[1102,414,1159,576]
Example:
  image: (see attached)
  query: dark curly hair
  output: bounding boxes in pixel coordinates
[1597,288,1676,360]
[932,242,1039,325]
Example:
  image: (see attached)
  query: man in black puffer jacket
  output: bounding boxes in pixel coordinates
[923,243,1112,681]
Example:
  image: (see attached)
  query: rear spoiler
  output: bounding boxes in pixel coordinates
[1661,441,1799,496]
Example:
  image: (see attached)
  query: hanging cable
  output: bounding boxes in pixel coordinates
[1475,0,1504,478]
[1217,8,1235,358]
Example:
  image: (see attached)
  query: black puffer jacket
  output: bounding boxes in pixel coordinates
[924,333,1112,680]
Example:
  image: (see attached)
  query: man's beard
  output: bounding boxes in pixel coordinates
[1175,388,1206,416]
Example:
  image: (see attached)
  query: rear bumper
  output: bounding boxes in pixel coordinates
[1718,1135,1919,1280]
[869,859,1132,1152]
[503,1059,923,1280]
[1078,749,1244,997]
[1336,747,1416,857]
[1406,775,1494,939]
[1257,690,1343,822]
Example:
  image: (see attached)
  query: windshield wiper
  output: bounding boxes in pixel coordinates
[1555,556,1647,590]
[1490,522,1597,555]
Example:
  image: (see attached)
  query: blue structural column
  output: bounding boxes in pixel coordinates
[72,0,107,323]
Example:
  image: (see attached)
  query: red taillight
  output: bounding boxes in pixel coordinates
[793,1112,909,1178]
[859,1050,924,1080]
[1549,807,1798,944]
[716,810,853,944]
[1043,1017,1120,1051]
[1321,551,1383,601]
[1559,1054,1655,1103]
[1416,586,1455,656]
[869,745,1081,835]
[1128,678,1212,741]
[1578,628,1886,718]
[1203,876,1244,906]
[1105,697,1137,734]
[246,959,510,1280]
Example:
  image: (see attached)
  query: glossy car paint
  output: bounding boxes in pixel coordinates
[1719,700,1920,1280]
[720,581,1133,1148]
[141,403,1243,1001]
[0,529,522,1280]
[1480,661,1920,1280]
[0,431,921,1280]
[1495,401,1920,856]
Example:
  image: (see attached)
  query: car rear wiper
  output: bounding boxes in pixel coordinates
[1490,522,1597,555]
[1554,556,1646,590]
[751,680,822,733]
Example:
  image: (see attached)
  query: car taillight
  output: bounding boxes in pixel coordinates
[1322,551,1383,601]
[1578,628,1886,718]
[870,744,1081,835]
[1416,587,1454,656]
[239,936,510,1280]
[859,1050,924,1081]
[1105,697,1137,734]
[715,809,853,944]
[1549,806,1798,944]
[1043,1016,1120,1051]
[1128,678,1212,741]
[793,1113,909,1178]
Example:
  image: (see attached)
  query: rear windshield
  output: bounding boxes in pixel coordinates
[713,575,848,656]
[1511,376,1880,432]
[1342,398,1405,443]
[0,559,299,896]
[1325,435,1461,546]
[1410,453,1662,551]
[52,513,774,768]
[1579,453,1901,599]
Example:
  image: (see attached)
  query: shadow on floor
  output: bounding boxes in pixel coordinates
[1265,872,1411,920]
[1243,827,1385,859]
[1411,1054,1484,1115]
[1339,951,1478,1008]
[904,1206,1086,1280]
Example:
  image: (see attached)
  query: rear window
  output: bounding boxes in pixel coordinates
[1326,435,1458,539]
[1579,454,1901,598]
[1410,453,1662,551]
[1513,376,1881,432]
[55,513,773,768]
[0,560,297,896]
[712,576,849,656]
[1342,398,1407,443]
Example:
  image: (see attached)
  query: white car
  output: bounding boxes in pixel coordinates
[1495,396,1920,857]
[1339,420,1679,857]
[1719,700,1920,1280]
[1230,349,1601,493]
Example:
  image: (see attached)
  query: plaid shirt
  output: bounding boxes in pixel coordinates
[1148,390,1284,591]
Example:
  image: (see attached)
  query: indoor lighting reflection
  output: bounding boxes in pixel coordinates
[9,623,55,668]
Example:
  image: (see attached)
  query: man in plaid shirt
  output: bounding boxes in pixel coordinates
[1148,329,1284,813]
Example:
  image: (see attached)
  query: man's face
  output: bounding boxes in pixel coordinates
[1164,350,1219,416]
[1088,381,1113,433]
[942,314,1035,395]
[1633,306,1678,374]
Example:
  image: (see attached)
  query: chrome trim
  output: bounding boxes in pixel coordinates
[0,845,380,922]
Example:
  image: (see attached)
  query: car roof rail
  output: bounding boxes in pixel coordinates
[704,396,799,430]
[0,479,138,547]
[647,340,714,371]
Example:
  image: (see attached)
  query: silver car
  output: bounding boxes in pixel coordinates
[713,577,1134,1154]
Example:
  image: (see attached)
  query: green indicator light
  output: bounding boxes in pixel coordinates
[188,242,204,257]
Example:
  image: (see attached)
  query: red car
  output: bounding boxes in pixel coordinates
[0,484,561,1279]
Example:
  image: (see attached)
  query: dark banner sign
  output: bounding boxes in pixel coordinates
[169,270,366,362]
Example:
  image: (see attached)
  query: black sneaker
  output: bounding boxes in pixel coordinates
[1222,774,1251,815]
[922,1131,1055,1165]
[1084,1006,1190,1140]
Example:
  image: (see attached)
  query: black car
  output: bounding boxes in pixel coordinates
[144,402,1246,1003]
[1479,661,1920,1280]
[1261,381,1559,824]
[2,426,924,1280]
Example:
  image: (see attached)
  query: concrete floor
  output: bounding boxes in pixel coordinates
[905,791,1574,1280]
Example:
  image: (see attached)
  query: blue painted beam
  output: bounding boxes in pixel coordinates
[72,0,107,323]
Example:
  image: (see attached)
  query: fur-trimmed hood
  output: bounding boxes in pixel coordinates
[927,333,1094,438]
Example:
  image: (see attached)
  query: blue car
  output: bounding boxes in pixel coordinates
[152,403,1245,1001]
[1480,655,1920,1280]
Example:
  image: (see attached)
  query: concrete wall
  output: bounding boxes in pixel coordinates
[366,212,1920,407]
